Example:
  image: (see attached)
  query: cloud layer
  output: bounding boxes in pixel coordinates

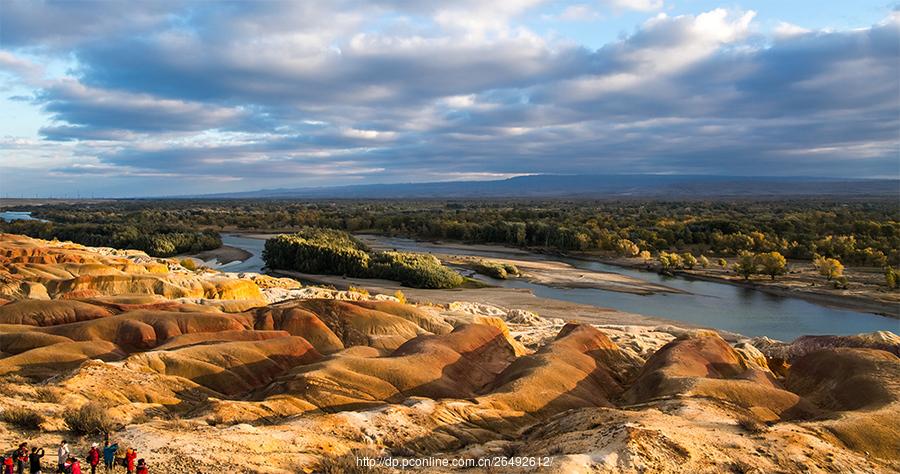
[1,1,897,196]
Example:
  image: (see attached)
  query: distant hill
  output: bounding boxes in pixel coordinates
[194,175,899,199]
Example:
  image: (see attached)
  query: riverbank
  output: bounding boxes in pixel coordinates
[577,253,900,319]
[269,269,692,329]
[356,232,899,319]
[185,244,252,265]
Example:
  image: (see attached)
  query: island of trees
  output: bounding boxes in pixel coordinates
[263,228,465,288]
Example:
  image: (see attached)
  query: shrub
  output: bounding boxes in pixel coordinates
[180,258,198,271]
[393,289,407,304]
[64,402,115,435]
[32,386,61,403]
[318,448,388,474]
[348,286,370,296]
[472,260,510,279]
[0,407,44,430]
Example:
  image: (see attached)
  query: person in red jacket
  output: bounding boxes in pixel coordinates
[84,445,99,474]
[13,444,28,474]
[123,450,136,474]
[134,460,147,474]
[69,458,81,474]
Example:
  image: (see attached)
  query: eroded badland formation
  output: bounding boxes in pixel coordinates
[0,233,897,473]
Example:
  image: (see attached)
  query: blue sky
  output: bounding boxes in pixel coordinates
[0,0,897,197]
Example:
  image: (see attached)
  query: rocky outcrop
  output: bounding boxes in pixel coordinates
[477,324,637,414]
[623,332,810,419]
[260,324,518,410]
[124,336,322,396]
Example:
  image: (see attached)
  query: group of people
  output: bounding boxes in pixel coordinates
[1,440,148,474]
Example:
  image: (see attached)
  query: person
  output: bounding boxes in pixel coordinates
[13,444,28,474]
[59,458,70,474]
[100,444,116,473]
[56,442,69,474]
[28,447,43,474]
[68,459,80,474]
[84,446,99,474]
[133,461,146,474]
[122,450,135,474]
[3,454,14,474]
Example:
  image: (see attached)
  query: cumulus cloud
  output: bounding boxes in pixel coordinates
[0,1,897,196]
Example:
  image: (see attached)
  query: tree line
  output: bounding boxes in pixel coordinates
[6,198,898,266]
[0,220,221,258]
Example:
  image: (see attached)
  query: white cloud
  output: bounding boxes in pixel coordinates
[557,4,601,21]
[773,21,811,39]
[601,0,664,13]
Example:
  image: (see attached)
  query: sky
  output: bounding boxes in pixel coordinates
[0,0,898,197]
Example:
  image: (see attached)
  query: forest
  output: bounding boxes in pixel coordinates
[0,219,220,257]
[263,228,465,288]
[2,198,898,266]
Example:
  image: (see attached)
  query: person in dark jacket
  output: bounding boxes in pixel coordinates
[133,460,146,474]
[28,448,43,474]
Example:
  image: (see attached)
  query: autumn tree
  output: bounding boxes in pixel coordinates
[756,251,787,280]
[885,266,897,290]
[617,239,640,257]
[638,250,651,262]
[657,252,683,274]
[733,252,757,280]
[682,253,698,270]
[816,257,844,281]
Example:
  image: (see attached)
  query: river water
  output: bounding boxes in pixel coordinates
[0,211,45,222]
[201,234,900,341]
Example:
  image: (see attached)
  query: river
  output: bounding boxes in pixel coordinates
[188,234,900,341]
[0,211,45,222]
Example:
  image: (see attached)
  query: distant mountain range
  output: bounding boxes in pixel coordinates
[192,175,899,199]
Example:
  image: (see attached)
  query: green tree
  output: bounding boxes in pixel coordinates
[682,253,698,270]
[718,258,728,269]
[756,251,787,280]
[698,255,710,268]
